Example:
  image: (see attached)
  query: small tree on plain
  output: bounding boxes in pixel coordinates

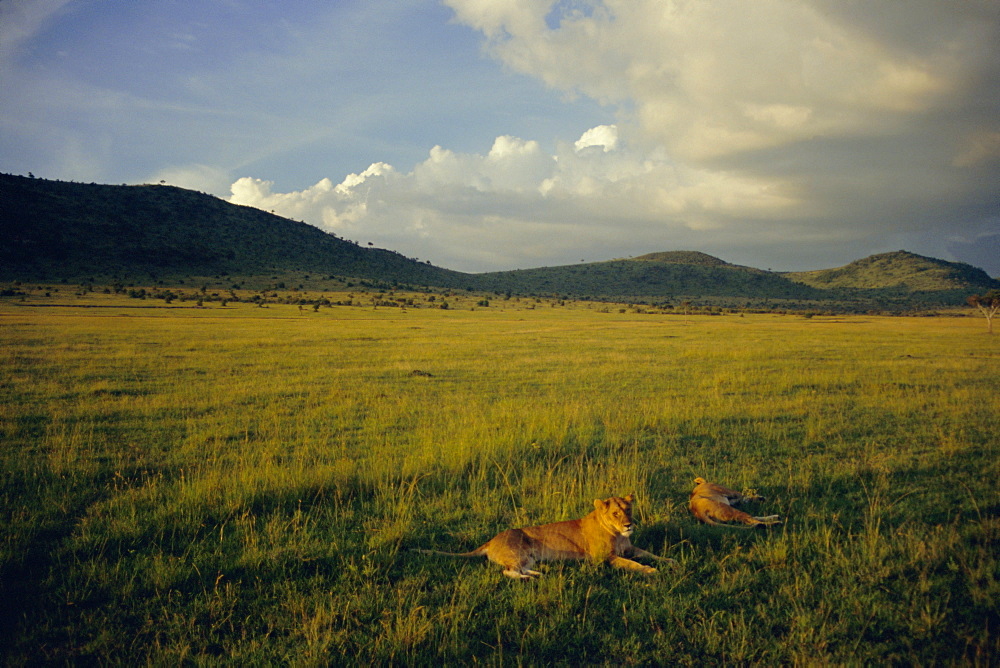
[967,290,1000,334]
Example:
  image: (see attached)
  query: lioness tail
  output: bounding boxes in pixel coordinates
[411,546,488,558]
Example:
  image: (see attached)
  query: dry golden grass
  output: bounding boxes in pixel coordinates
[1,288,997,664]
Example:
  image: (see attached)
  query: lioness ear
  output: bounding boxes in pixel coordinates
[624,493,635,504]
[593,498,606,510]
[694,477,706,485]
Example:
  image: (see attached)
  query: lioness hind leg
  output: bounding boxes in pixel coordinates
[705,503,759,525]
[483,530,543,579]
[502,568,539,580]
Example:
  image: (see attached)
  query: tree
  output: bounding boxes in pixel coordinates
[967,290,1000,333]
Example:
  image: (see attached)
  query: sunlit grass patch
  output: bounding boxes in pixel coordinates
[0,295,997,663]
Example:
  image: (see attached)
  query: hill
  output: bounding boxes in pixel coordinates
[631,251,731,266]
[0,173,466,287]
[2,173,996,307]
[473,253,825,301]
[784,251,999,293]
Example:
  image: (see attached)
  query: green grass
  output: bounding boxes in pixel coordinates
[1,290,998,664]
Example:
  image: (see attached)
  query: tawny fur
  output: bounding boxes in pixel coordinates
[688,477,781,528]
[414,494,672,579]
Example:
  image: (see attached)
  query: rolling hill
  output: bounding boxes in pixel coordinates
[2,173,996,307]
[473,253,826,301]
[0,172,465,288]
[783,251,998,292]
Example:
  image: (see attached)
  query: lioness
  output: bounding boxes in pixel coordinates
[689,477,781,527]
[414,494,672,579]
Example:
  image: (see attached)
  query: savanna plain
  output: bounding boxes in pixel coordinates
[1,289,997,665]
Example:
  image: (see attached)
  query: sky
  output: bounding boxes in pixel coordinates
[2,1,999,276]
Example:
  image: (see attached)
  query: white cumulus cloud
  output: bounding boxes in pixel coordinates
[574,124,618,152]
[235,1,1000,274]
[230,125,802,271]
[438,0,1000,272]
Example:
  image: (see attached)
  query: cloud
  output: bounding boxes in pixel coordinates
[230,125,806,271]
[436,0,1000,273]
[4,1,998,275]
[228,1,1000,275]
[0,0,74,64]
[574,124,618,152]
[952,130,1000,168]
[446,0,984,156]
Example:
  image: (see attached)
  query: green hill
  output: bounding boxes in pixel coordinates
[474,253,824,301]
[2,174,996,308]
[784,251,999,293]
[0,173,466,287]
[631,251,732,266]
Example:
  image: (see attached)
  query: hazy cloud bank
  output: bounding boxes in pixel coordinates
[230,125,803,271]
[443,0,1000,273]
[233,0,1000,273]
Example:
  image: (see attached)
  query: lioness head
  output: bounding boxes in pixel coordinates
[594,494,636,536]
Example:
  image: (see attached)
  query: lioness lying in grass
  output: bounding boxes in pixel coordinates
[414,494,673,579]
[689,477,781,527]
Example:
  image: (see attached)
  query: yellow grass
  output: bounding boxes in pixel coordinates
[1,289,997,664]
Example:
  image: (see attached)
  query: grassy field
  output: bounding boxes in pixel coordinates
[1,289,998,665]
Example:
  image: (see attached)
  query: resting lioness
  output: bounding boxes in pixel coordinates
[689,477,781,527]
[414,494,672,579]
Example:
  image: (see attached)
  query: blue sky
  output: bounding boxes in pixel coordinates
[2,1,998,275]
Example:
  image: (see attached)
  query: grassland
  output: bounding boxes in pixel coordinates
[1,288,998,665]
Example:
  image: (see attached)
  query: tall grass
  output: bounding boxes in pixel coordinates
[1,292,997,664]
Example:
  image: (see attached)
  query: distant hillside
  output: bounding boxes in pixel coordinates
[474,253,825,301]
[2,174,995,308]
[631,251,731,267]
[784,251,999,293]
[0,173,466,287]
